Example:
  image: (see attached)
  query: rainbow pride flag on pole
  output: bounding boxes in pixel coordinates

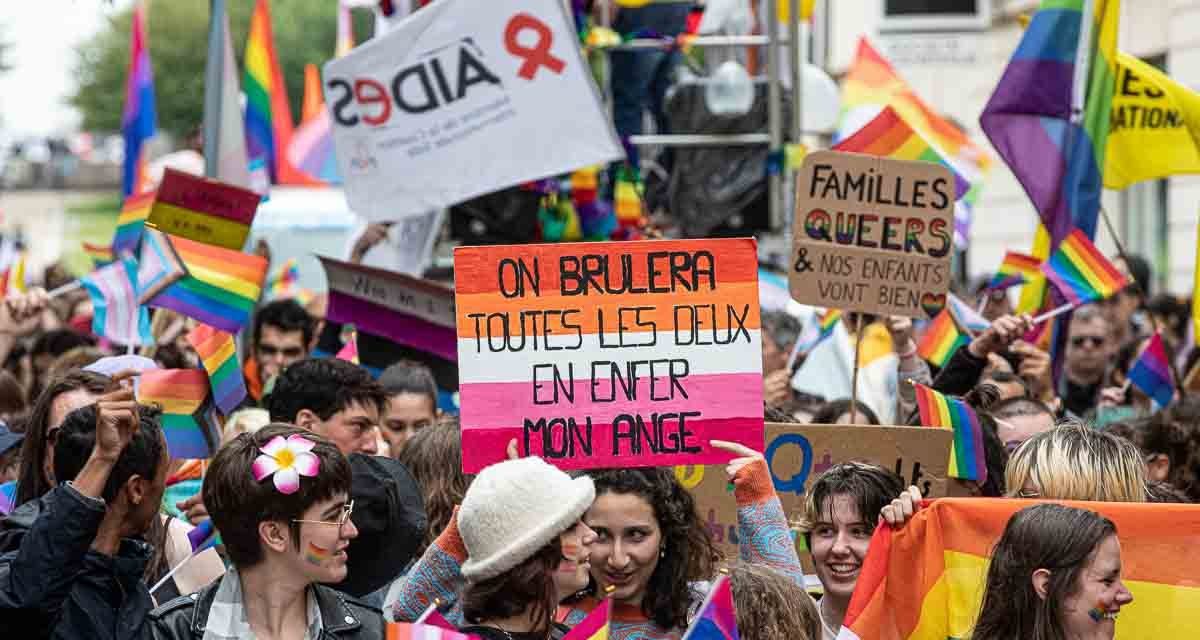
[121,0,157,198]
[913,383,986,484]
[186,323,248,415]
[833,106,971,199]
[138,369,221,459]
[1128,332,1176,408]
[113,191,156,256]
[980,0,1120,245]
[681,575,738,640]
[1040,228,1129,306]
[794,308,842,357]
[986,251,1041,291]
[838,499,1200,640]
[82,242,114,268]
[244,0,299,184]
[916,310,967,368]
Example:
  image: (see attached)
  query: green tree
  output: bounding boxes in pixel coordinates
[70,0,373,139]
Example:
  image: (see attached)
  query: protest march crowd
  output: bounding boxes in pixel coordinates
[3,0,1200,638]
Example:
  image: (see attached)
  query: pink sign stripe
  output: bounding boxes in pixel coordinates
[461,417,763,473]
[460,373,764,429]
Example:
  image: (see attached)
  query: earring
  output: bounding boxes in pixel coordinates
[659,548,666,558]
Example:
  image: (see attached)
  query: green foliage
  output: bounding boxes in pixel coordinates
[69,1,374,139]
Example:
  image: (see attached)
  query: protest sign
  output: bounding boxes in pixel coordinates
[147,168,260,250]
[319,256,457,363]
[454,239,764,473]
[323,0,623,222]
[680,423,956,559]
[789,151,954,319]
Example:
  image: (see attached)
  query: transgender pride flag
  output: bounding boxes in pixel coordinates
[121,1,157,197]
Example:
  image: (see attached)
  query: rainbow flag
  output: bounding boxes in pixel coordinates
[187,517,219,553]
[839,499,1200,640]
[614,167,643,228]
[142,230,268,334]
[113,191,156,256]
[681,575,737,640]
[187,323,247,415]
[916,309,967,368]
[1128,332,1175,408]
[268,257,300,297]
[986,251,1041,290]
[833,106,970,199]
[840,38,991,173]
[980,0,1120,245]
[1040,229,1130,306]
[795,308,842,355]
[121,0,157,198]
[289,71,340,184]
[386,623,481,640]
[243,0,299,184]
[82,242,114,268]
[81,256,153,346]
[563,599,611,640]
[913,383,986,483]
[138,369,220,459]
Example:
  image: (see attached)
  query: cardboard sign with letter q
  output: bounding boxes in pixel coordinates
[789,151,954,319]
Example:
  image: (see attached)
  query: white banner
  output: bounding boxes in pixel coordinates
[324,0,623,221]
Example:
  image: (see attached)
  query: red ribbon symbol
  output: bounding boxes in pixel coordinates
[504,13,566,80]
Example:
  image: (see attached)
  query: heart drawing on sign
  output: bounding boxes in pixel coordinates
[920,292,946,318]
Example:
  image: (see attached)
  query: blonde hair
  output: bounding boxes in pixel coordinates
[1005,422,1147,502]
[730,561,820,640]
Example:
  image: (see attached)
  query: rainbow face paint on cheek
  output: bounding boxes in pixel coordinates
[1088,601,1115,622]
[305,541,333,566]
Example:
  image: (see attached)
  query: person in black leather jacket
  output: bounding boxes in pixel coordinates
[0,381,167,639]
[144,424,384,639]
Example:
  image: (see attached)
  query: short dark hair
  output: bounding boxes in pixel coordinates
[379,360,438,406]
[799,462,904,546]
[811,399,879,425]
[265,358,388,424]
[463,541,560,640]
[53,404,164,503]
[254,299,315,347]
[204,423,352,568]
[17,371,113,506]
[990,396,1054,421]
[31,329,95,358]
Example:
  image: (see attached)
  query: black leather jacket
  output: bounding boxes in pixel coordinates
[146,580,385,639]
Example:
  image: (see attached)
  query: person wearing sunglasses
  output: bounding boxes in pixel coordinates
[145,424,385,639]
[1060,305,1114,419]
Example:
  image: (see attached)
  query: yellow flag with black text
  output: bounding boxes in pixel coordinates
[1105,52,1200,189]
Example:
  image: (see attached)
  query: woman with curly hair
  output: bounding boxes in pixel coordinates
[387,441,804,640]
[396,417,473,556]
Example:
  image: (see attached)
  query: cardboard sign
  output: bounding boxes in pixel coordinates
[680,423,956,559]
[789,151,954,319]
[323,0,623,221]
[454,239,765,473]
[147,168,260,250]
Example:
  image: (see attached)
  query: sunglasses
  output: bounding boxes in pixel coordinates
[1070,336,1106,348]
[292,500,355,531]
[258,345,306,358]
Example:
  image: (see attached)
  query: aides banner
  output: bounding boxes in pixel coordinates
[1105,52,1200,189]
[455,239,765,473]
[323,0,623,221]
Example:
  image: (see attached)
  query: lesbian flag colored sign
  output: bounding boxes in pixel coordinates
[454,238,764,473]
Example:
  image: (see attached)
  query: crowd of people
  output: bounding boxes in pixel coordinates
[0,242,1191,639]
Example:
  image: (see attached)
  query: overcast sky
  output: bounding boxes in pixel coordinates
[1,0,132,138]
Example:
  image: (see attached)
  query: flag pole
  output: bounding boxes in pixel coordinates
[202,0,225,179]
[850,313,863,424]
[1033,303,1075,324]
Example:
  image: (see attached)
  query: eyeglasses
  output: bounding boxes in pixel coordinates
[258,344,306,358]
[1018,489,1041,498]
[292,501,354,530]
[1070,336,1106,348]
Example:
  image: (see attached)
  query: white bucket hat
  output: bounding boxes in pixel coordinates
[459,456,595,582]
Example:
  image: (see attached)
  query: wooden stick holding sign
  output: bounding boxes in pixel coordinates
[850,313,863,424]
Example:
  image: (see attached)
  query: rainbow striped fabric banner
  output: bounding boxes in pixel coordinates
[563,598,611,640]
[454,239,764,473]
[186,323,247,415]
[1128,332,1175,408]
[980,0,1120,244]
[244,0,298,184]
[121,0,156,198]
[81,256,153,347]
[82,242,114,268]
[113,191,156,256]
[141,230,267,334]
[916,309,967,368]
[913,383,986,483]
[986,251,1041,290]
[1041,229,1130,306]
[138,369,220,459]
[681,575,738,640]
[839,499,1200,640]
[833,106,971,199]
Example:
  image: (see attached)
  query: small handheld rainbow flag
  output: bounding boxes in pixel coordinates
[1128,332,1175,408]
[680,574,738,640]
[916,309,968,368]
[386,623,481,640]
[913,383,986,484]
[82,242,115,268]
[137,369,221,459]
[1040,229,1130,306]
[832,106,971,199]
[186,323,248,415]
[269,257,300,298]
[793,308,842,356]
[986,251,1041,291]
[113,191,156,256]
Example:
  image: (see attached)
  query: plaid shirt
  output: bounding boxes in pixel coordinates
[202,569,323,640]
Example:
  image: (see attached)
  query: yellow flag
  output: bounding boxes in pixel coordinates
[777,0,816,23]
[1193,213,1200,350]
[1105,52,1200,189]
[1015,224,1051,314]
